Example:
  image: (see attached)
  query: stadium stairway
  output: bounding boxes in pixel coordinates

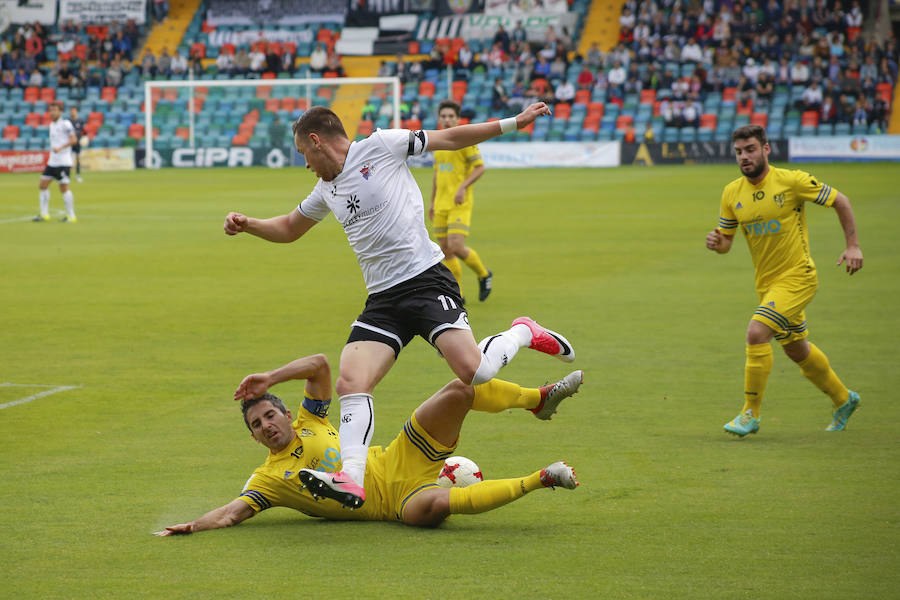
[142,0,202,56]
[578,0,625,54]
[889,80,900,134]
[329,56,383,140]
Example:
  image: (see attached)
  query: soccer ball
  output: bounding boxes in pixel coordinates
[436,456,483,488]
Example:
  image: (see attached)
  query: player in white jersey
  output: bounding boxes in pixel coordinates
[34,101,78,223]
[224,103,573,508]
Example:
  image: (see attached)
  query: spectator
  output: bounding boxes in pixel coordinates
[586,42,603,69]
[309,44,326,73]
[376,60,391,77]
[682,99,702,127]
[324,52,344,77]
[58,34,76,59]
[742,57,760,85]
[282,46,296,74]
[791,59,810,85]
[56,60,75,87]
[171,50,188,76]
[491,77,508,110]
[537,42,555,62]
[508,79,526,111]
[576,65,594,90]
[216,49,234,75]
[27,67,43,87]
[394,53,409,82]
[664,39,680,62]
[776,57,791,85]
[1,70,15,88]
[408,98,422,121]
[549,50,567,80]
[408,59,423,82]
[105,55,124,87]
[158,48,173,77]
[20,50,37,76]
[141,50,157,77]
[532,54,551,79]
[607,60,626,98]
[511,21,527,44]
[113,30,133,62]
[593,67,608,93]
[820,94,837,123]
[249,45,266,73]
[869,97,888,131]
[801,79,824,111]
[457,41,474,70]
[859,55,878,83]
[493,25,511,54]
[153,0,170,23]
[265,46,281,74]
[682,38,703,63]
[624,63,643,94]
[554,78,575,104]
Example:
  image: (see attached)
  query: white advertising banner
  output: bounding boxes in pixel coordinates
[0,0,58,26]
[59,0,147,25]
[477,141,620,168]
[418,12,579,41]
[207,28,315,48]
[789,135,900,162]
[206,0,346,26]
[485,0,568,14]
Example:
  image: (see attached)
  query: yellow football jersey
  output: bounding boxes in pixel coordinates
[433,145,484,211]
[235,398,388,522]
[717,166,837,291]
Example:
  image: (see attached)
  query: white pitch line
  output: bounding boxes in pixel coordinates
[0,385,82,410]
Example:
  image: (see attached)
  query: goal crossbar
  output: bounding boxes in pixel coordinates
[143,76,402,167]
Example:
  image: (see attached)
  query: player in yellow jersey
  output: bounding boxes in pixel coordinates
[429,100,493,303]
[705,125,864,436]
[154,353,583,535]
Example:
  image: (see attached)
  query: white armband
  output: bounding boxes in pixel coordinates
[499,117,518,134]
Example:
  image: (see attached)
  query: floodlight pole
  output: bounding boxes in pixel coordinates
[143,76,402,169]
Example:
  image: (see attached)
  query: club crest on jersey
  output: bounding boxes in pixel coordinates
[773,193,785,208]
[359,162,374,180]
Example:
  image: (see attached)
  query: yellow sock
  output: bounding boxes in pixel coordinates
[443,256,464,298]
[462,248,489,278]
[448,472,543,514]
[743,343,773,417]
[797,342,849,409]
[472,379,542,412]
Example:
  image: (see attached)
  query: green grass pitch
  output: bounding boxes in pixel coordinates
[1,162,898,599]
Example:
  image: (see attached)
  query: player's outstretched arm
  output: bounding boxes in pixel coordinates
[705,229,733,253]
[234,353,332,402]
[153,499,254,536]
[832,192,863,275]
[224,209,317,243]
[426,102,552,151]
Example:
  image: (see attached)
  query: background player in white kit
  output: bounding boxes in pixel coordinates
[224,103,574,508]
[34,101,78,223]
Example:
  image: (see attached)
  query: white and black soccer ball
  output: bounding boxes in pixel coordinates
[436,456,483,488]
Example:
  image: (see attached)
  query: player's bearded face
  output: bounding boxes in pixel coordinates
[734,140,769,179]
[247,401,294,451]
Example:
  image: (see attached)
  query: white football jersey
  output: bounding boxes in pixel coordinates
[299,129,444,294]
[48,118,76,167]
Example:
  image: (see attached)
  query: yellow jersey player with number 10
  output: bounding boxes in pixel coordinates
[429,100,493,304]
[705,125,864,437]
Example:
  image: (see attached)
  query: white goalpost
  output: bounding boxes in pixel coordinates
[143,75,402,168]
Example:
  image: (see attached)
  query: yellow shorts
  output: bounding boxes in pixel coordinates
[370,413,456,522]
[751,278,817,345]
[433,204,473,238]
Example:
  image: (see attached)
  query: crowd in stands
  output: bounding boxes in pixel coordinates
[1,0,897,145]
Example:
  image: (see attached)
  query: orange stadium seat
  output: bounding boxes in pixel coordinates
[801,110,819,126]
[876,83,892,104]
[280,97,296,111]
[700,113,717,129]
[574,89,590,105]
[639,89,657,104]
[358,120,374,137]
[190,42,206,58]
[554,103,571,120]
[221,43,236,55]
[25,112,42,126]
[587,102,604,118]
[615,115,634,130]
[264,98,280,112]
[40,87,55,101]
[750,112,768,127]
[3,125,19,139]
[255,86,272,99]
[736,99,753,115]
[408,41,419,54]
[722,87,737,102]
[419,81,435,97]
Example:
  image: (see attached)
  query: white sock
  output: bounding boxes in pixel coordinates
[62,190,75,218]
[39,189,50,216]
[471,324,532,385]
[337,393,374,486]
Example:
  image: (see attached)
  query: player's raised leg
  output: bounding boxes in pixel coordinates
[784,339,860,431]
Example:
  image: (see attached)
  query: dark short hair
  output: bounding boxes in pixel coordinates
[241,392,288,432]
[291,106,347,141]
[438,99,461,116]
[732,124,768,146]
[49,100,64,110]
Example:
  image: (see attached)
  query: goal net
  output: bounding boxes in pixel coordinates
[142,75,401,169]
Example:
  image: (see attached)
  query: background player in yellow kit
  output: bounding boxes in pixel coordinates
[705,125,864,436]
[154,353,582,535]
[429,100,493,303]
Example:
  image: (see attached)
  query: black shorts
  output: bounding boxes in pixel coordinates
[347,263,469,358]
[41,165,71,183]
[72,144,81,154]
